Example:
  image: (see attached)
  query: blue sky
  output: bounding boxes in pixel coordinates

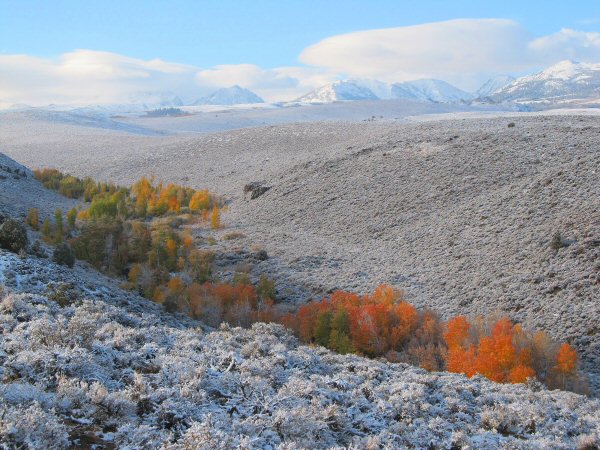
[1,0,599,67]
[1,1,600,106]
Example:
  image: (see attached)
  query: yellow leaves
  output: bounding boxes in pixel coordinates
[153,287,167,304]
[189,190,211,212]
[132,176,216,219]
[27,208,39,230]
[210,205,221,229]
[165,238,178,258]
[128,263,142,283]
[167,276,185,294]
[77,210,90,221]
[369,284,402,305]
[182,234,194,249]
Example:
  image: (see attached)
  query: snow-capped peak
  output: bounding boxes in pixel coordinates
[295,80,379,103]
[537,60,585,80]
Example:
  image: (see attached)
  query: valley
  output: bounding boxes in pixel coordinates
[1,110,599,394]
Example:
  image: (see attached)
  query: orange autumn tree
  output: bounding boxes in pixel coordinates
[444,316,477,377]
[288,285,426,360]
[442,315,582,389]
[553,343,578,390]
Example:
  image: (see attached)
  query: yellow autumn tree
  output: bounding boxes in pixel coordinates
[210,205,221,229]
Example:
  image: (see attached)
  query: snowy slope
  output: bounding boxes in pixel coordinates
[391,79,474,103]
[476,75,516,98]
[0,109,163,135]
[194,85,264,105]
[489,60,600,104]
[295,81,379,103]
[127,91,184,108]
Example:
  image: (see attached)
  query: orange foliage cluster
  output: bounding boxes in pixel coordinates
[282,285,445,370]
[279,285,586,392]
[444,316,583,390]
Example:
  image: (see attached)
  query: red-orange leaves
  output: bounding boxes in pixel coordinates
[555,343,577,375]
[442,315,577,388]
[510,365,536,383]
[444,316,470,349]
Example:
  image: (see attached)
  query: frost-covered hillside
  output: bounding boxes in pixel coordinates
[0,153,80,221]
[0,149,599,448]
[0,249,599,448]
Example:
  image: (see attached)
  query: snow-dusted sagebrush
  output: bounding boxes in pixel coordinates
[0,287,599,449]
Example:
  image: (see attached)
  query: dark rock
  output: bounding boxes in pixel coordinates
[244,181,272,200]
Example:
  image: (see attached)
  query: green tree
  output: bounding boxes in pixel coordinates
[54,208,63,243]
[41,218,52,242]
[314,311,333,347]
[27,208,39,230]
[67,207,77,229]
[257,275,276,301]
[233,271,251,286]
[329,309,352,354]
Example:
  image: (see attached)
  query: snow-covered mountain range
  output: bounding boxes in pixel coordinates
[6,60,600,112]
[391,79,473,103]
[486,60,600,104]
[193,85,264,105]
[294,79,473,104]
[294,61,600,106]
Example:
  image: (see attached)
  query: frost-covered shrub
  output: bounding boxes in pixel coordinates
[577,434,600,450]
[46,282,79,307]
[0,402,69,449]
[30,240,47,258]
[113,424,169,449]
[0,218,28,253]
[0,290,598,449]
[52,242,75,267]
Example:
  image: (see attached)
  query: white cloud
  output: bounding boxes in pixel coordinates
[0,50,203,107]
[2,20,600,107]
[299,19,600,90]
[529,28,600,62]
[0,50,333,107]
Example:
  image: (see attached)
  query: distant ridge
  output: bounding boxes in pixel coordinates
[391,79,473,103]
[486,60,600,104]
[193,85,264,105]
